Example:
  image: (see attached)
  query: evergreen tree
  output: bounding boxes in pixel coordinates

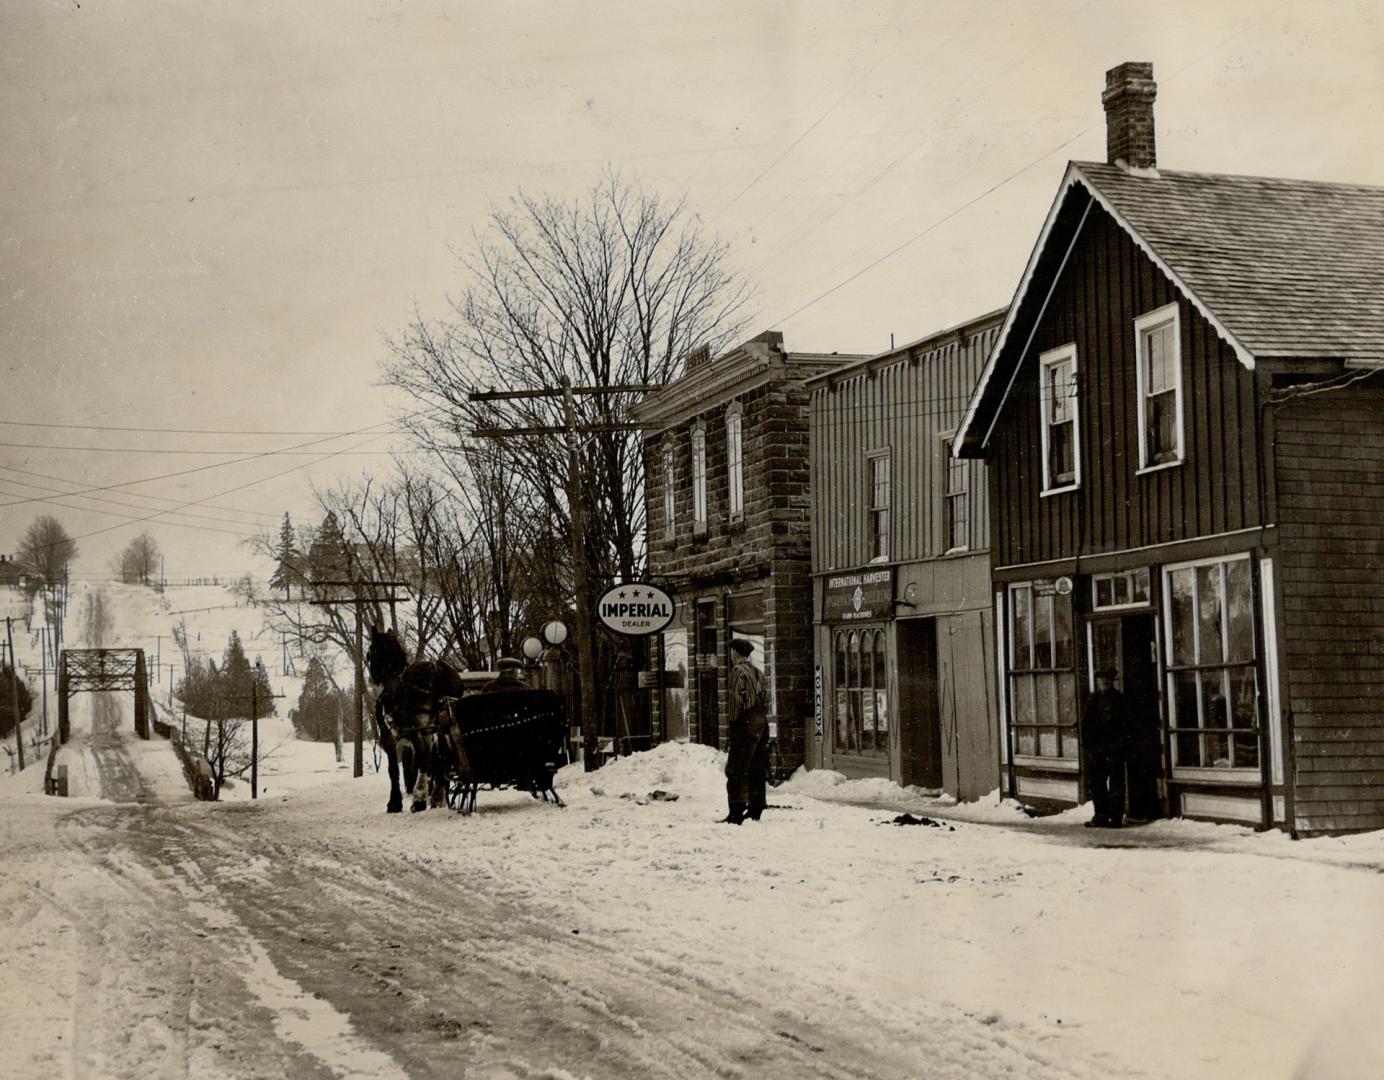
[252,657,276,716]
[307,512,351,585]
[289,656,346,741]
[0,664,33,740]
[269,513,302,598]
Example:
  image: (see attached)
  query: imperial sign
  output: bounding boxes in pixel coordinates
[597,582,677,637]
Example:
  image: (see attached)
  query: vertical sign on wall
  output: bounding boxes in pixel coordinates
[813,664,823,738]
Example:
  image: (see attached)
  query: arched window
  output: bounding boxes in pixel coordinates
[725,401,744,520]
[662,441,676,539]
[691,422,707,532]
[832,627,889,757]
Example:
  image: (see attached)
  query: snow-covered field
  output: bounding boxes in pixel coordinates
[2,583,1383,1079]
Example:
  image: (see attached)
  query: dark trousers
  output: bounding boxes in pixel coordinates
[1087,749,1126,824]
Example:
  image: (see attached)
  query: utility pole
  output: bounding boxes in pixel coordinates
[251,683,258,799]
[308,580,409,778]
[6,618,24,771]
[469,379,657,761]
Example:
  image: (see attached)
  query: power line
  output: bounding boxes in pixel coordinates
[0,418,414,436]
[0,440,408,456]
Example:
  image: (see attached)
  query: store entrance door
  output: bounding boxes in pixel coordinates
[1088,613,1163,820]
[897,619,942,789]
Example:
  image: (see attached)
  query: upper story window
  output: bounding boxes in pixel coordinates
[726,402,744,521]
[1135,303,1184,470]
[1039,344,1080,493]
[943,436,967,552]
[690,422,707,533]
[662,440,676,540]
[869,452,891,561]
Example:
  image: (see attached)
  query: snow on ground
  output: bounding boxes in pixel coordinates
[4,582,1384,1077]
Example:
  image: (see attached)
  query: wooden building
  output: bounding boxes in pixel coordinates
[955,62,1384,834]
[808,311,1004,800]
[635,331,865,772]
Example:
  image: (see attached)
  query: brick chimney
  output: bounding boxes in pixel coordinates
[1102,62,1157,169]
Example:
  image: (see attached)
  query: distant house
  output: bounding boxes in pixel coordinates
[955,62,1384,834]
[806,310,1005,801]
[635,331,865,773]
[0,554,22,590]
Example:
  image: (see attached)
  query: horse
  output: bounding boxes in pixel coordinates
[366,625,468,813]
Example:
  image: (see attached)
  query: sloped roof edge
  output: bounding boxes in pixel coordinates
[954,162,1257,456]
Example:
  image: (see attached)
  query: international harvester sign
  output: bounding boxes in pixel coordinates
[597,582,677,637]
[823,567,894,622]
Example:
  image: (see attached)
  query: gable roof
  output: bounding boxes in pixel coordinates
[956,161,1384,454]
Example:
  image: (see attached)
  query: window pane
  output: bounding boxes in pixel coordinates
[1226,560,1254,663]
[1145,321,1175,393]
[1169,568,1196,664]
[873,631,887,691]
[1033,592,1053,668]
[1232,733,1260,769]
[1131,567,1151,604]
[1059,725,1079,760]
[1197,565,1224,664]
[1012,587,1031,670]
[1205,731,1230,769]
[1048,361,1073,423]
[1229,667,1257,730]
[1172,670,1199,730]
[1175,729,1201,768]
[1012,675,1034,729]
[1039,728,1059,757]
[1017,727,1037,756]
[1057,671,1077,727]
[1149,389,1177,460]
[1112,575,1129,606]
[1096,577,1114,607]
[1053,596,1074,668]
[1201,670,1230,731]
[848,632,860,690]
[835,633,847,685]
[1034,673,1055,728]
[1049,422,1074,484]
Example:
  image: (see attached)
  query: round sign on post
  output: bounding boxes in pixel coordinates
[596,582,677,637]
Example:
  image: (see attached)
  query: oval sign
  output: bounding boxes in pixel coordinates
[597,582,677,637]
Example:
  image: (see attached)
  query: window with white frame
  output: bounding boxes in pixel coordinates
[1091,568,1151,610]
[726,403,744,520]
[1008,582,1078,760]
[662,441,676,539]
[1039,344,1079,492]
[691,422,707,532]
[1164,556,1259,771]
[943,436,967,552]
[1135,304,1183,469]
[869,452,891,561]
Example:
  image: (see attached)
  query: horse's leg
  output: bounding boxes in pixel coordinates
[399,734,425,813]
[379,717,403,814]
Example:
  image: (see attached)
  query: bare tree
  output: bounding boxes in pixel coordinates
[18,515,77,590]
[383,172,754,591]
[113,531,160,585]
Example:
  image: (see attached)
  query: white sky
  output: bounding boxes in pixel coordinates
[2,0,1382,580]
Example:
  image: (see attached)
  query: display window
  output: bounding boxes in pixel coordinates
[832,626,888,756]
[1008,582,1078,760]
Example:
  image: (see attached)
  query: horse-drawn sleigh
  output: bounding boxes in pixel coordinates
[366,627,568,815]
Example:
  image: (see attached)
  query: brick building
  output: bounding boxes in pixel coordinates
[633,331,864,772]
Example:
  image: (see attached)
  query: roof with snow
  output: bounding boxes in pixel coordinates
[956,160,1384,454]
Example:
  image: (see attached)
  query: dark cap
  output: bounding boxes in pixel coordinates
[496,657,524,672]
[1094,665,1119,679]
[730,639,755,657]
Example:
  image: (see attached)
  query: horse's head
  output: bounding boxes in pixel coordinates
[366,625,407,687]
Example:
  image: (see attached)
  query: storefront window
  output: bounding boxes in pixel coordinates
[1164,556,1258,770]
[662,627,689,742]
[1009,582,1078,759]
[832,626,888,756]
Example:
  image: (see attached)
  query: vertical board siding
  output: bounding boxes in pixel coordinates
[810,320,1000,571]
[989,206,1264,568]
[1275,386,1384,834]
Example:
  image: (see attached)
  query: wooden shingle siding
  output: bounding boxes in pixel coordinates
[1274,385,1384,834]
[811,323,999,570]
[988,205,1265,568]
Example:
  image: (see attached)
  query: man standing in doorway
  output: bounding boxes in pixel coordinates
[1082,666,1128,829]
[725,638,769,824]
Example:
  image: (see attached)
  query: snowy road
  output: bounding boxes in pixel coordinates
[5,585,1384,1079]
